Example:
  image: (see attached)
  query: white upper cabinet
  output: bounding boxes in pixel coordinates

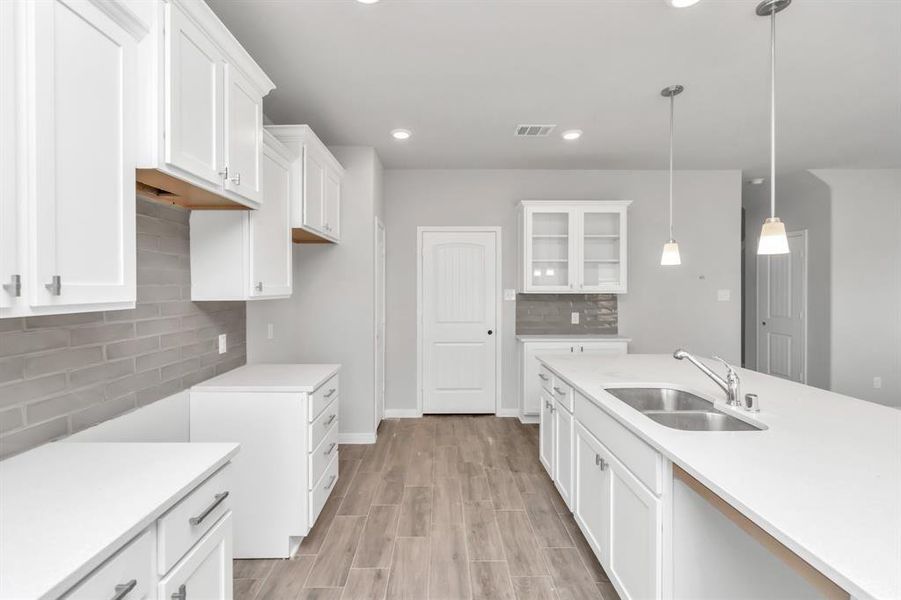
[136,0,274,209]
[189,132,295,301]
[267,125,344,244]
[1,0,146,318]
[519,201,631,294]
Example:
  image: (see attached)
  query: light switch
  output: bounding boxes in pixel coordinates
[504,289,517,301]
[218,334,227,354]
[717,289,731,302]
[874,376,883,389]
[571,312,580,325]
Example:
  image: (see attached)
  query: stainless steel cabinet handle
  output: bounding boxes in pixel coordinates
[45,275,61,296]
[219,166,229,179]
[324,442,337,456]
[3,274,21,297]
[580,346,584,352]
[553,386,565,396]
[538,373,549,381]
[188,491,229,526]
[110,579,137,600]
[255,281,263,292]
[323,388,336,398]
[171,584,187,600]
[231,172,241,185]
[324,474,337,490]
[595,454,607,470]
[324,413,337,426]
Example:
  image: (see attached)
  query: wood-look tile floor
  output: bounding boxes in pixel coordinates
[234,416,620,600]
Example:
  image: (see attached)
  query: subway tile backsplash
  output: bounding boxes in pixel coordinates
[516,293,617,335]
[0,198,246,458]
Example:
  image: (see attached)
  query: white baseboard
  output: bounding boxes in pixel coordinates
[519,414,539,425]
[384,409,421,419]
[339,432,377,444]
[496,408,520,418]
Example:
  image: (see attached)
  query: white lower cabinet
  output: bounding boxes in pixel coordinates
[553,398,574,509]
[575,422,612,565]
[159,513,233,600]
[539,391,555,477]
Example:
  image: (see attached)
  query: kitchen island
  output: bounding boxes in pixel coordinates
[536,353,900,600]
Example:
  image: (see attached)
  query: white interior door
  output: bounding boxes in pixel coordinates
[375,219,386,427]
[757,231,807,383]
[420,229,498,414]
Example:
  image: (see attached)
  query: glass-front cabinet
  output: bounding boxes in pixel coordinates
[519,201,631,294]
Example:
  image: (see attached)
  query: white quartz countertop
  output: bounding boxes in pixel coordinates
[537,353,901,600]
[0,442,239,600]
[191,363,340,392]
[516,334,631,342]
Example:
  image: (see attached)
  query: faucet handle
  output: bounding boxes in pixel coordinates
[712,355,739,379]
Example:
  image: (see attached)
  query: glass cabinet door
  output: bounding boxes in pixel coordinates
[579,209,623,291]
[527,209,572,291]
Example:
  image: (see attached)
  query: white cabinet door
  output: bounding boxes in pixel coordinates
[159,512,233,600]
[250,143,293,298]
[28,0,136,308]
[574,423,611,566]
[523,207,575,292]
[577,206,628,293]
[323,167,340,239]
[0,0,18,310]
[608,458,662,600]
[165,2,224,187]
[554,402,574,509]
[303,147,326,233]
[224,64,262,205]
[539,391,555,477]
[521,343,578,416]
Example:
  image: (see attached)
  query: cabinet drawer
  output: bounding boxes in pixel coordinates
[538,364,554,393]
[310,453,339,525]
[159,511,233,600]
[550,378,574,412]
[310,374,339,422]
[66,529,154,600]
[309,420,339,489]
[309,397,338,451]
[575,392,662,495]
[158,465,232,574]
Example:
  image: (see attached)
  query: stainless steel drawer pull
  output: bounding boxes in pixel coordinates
[110,579,137,600]
[324,413,337,426]
[188,491,229,526]
[45,275,61,296]
[255,281,263,292]
[553,386,565,396]
[171,583,187,600]
[538,373,549,381]
[595,454,607,470]
[231,172,241,185]
[3,274,21,297]
[324,442,337,456]
[323,388,337,398]
[324,474,337,490]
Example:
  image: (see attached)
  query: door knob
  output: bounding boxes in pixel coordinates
[762,321,767,326]
[487,330,493,335]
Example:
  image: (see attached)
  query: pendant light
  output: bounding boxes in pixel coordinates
[756,0,791,255]
[660,84,684,266]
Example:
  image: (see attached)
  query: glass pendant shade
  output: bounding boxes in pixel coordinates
[757,217,789,255]
[660,240,682,265]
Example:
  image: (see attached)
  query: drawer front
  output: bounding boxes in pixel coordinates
[159,511,233,600]
[309,397,339,451]
[550,377,574,412]
[575,391,662,495]
[310,453,339,525]
[310,374,339,422]
[66,529,154,600]
[309,418,339,489]
[579,341,628,355]
[538,364,554,393]
[158,464,233,574]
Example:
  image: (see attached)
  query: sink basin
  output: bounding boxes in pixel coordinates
[604,387,763,431]
[604,387,715,412]
[644,411,762,431]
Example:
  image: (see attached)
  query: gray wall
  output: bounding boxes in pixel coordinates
[246,147,384,439]
[814,169,901,407]
[743,171,832,389]
[383,169,742,413]
[0,198,246,458]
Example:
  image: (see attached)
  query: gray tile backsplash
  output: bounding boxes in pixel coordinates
[0,198,246,458]
[516,293,617,335]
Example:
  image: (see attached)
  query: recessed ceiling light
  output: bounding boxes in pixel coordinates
[666,0,701,7]
[356,0,380,4]
[391,128,412,141]
[749,178,765,185]
[561,129,583,141]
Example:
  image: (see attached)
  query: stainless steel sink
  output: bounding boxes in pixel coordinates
[604,387,763,431]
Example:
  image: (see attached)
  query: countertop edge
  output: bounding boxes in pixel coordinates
[190,364,341,393]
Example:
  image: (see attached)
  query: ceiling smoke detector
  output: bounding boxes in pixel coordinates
[515,124,556,137]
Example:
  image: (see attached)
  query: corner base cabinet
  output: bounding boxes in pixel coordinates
[190,364,341,558]
[517,200,631,294]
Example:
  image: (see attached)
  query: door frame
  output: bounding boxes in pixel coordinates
[756,229,808,383]
[374,217,386,432]
[416,226,503,417]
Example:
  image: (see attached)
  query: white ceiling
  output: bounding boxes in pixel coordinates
[207,0,901,172]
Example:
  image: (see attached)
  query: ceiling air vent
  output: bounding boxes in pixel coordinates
[515,124,556,137]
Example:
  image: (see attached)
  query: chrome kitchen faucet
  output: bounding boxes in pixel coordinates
[673,349,742,408]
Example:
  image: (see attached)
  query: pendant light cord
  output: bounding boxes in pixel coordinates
[669,92,674,240]
[770,8,776,219]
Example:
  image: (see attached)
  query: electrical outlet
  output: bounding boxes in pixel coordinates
[873,376,882,389]
[717,289,731,302]
[218,334,227,354]
[571,312,580,325]
[267,323,274,340]
[504,289,517,301]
